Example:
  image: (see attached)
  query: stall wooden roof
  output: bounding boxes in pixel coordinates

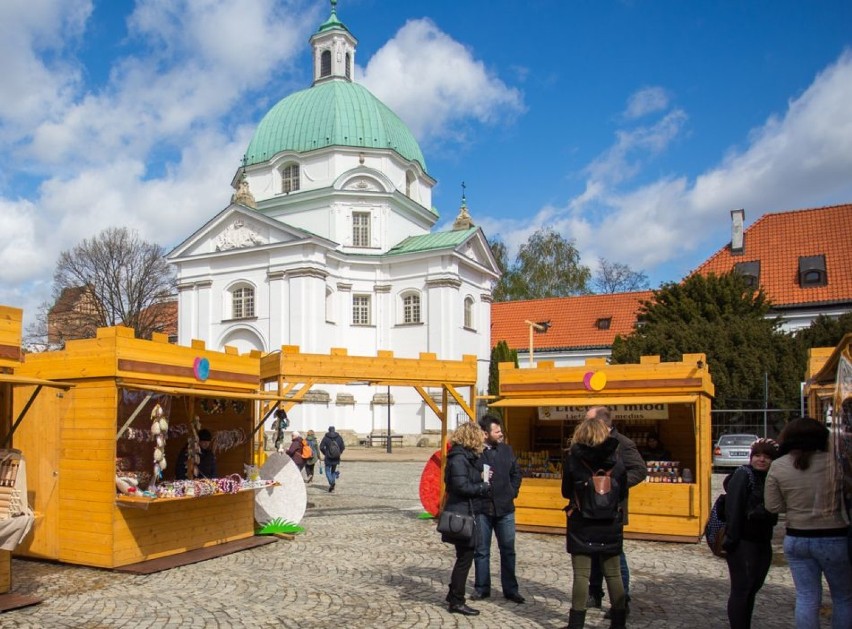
[0,306,23,368]
[808,333,852,386]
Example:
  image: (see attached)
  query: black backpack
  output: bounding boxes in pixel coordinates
[326,438,341,459]
[575,461,621,520]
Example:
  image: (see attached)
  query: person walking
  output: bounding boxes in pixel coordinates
[442,421,492,616]
[286,431,305,471]
[585,406,646,616]
[765,417,852,629]
[723,438,780,629]
[561,416,628,629]
[304,430,320,483]
[320,425,345,493]
[471,414,525,603]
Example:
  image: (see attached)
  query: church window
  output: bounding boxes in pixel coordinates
[405,171,415,198]
[231,285,255,319]
[345,53,351,79]
[325,287,335,323]
[282,164,300,193]
[352,295,371,325]
[353,212,371,247]
[401,292,421,324]
[463,296,475,329]
[320,50,331,77]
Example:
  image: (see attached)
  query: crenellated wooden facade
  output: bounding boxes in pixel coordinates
[491,354,715,542]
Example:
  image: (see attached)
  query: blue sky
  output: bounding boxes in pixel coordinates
[1,0,851,327]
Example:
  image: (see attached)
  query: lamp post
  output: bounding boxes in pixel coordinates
[523,320,548,366]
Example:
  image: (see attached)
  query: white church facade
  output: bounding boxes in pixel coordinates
[168,5,500,438]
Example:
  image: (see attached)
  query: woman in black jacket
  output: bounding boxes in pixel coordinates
[723,438,779,629]
[442,421,491,616]
[561,417,628,629]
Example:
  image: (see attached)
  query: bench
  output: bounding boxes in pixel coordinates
[366,434,404,448]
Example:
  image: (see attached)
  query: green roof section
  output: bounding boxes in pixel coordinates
[316,1,350,34]
[245,81,427,172]
[387,228,477,255]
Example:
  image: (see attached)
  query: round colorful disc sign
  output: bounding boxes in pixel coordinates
[193,357,210,381]
[583,370,607,391]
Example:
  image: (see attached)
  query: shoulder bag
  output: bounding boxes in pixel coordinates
[437,499,476,544]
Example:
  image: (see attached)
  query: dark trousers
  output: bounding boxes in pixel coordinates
[590,551,630,598]
[726,539,772,629]
[447,543,475,605]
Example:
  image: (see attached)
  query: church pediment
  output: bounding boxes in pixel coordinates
[168,205,319,259]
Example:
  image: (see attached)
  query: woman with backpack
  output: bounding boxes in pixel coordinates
[722,438,779,629]
[286,431,306,471]
[765,417,852,629]
[304,430,320,483]
[561,417,628,629]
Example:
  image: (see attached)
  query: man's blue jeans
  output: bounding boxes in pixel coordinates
[474,512,519,596]
[324,463,338,487]
[784,534,852,629]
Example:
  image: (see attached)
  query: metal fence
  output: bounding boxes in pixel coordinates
[710,409,799,441]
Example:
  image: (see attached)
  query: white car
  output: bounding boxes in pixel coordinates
[713,433,759,469]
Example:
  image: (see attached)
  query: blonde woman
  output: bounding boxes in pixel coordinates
[442,421,491,616]
[561,417,628,629]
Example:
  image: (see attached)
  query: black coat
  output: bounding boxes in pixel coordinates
[561,437,628,556]
[480,442,522,517]
[442,444,490,545]
[175,445,217,480]
[320,431,345,464]
[723,465,777,549]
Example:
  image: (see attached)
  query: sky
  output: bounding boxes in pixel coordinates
[2,0,852,329]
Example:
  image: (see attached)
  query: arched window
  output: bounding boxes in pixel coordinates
[320,50,331,77]
[463,296,475,329]
[282,163,300,193]
[402,292,421,324]
[231,285,255,319]
[345,53,351,80]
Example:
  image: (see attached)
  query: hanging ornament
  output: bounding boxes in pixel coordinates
[151,404,169,485]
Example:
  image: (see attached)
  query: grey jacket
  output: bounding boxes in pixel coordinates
[765,451,849,532]
[611,427,647,525]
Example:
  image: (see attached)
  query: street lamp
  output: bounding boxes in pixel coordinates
[524,320,551,366]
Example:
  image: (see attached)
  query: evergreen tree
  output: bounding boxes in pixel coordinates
[488,340,519,417]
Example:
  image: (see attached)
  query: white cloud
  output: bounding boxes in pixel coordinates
[624,86,670,120]
[529,49,852,278]
[359,18,524,143]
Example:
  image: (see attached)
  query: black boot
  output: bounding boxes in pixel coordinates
[608,607,627,629]
[563,608,586,629]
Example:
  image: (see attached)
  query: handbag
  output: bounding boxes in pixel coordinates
[437,500,476,544]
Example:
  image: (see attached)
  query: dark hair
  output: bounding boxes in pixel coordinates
[778,416,828,470]
[198,428,212,442]
[478,414,502,433]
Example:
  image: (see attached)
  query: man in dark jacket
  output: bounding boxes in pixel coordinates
[586,406,647,614]
[175,428,217,480]
[319,425,345,493]
[471,414,525,603]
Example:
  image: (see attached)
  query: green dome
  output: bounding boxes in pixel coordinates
[245,81,427,172]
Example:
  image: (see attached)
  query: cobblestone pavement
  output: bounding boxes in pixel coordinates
[0,451,837,628]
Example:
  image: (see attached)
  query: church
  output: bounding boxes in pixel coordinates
[167,4,500,438]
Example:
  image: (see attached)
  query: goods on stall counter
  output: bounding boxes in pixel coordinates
[644,460,687,483]
[151,404,169,483]
[517,450,562,478]
[153,474,275,498]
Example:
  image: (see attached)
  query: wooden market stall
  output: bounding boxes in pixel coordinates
[490,354,715,542]
[804,332,852,423]
[0,306,73,610]
[12,325,283,570]
[258,345,479,480]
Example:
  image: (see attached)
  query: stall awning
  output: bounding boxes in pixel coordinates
[0,374,75,389]
[117,381,298,402]
[490,394,699,408]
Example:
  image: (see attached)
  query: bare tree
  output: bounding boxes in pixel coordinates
[593,257,650,293]
[28,227,176,347]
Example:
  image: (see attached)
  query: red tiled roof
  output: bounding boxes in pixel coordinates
[491,291,653,351]
[693,204,852,308]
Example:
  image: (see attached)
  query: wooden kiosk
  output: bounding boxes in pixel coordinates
[490,354,715,542]
[258,346,480,458]
[13,326,282,569]
[804,332,852,422]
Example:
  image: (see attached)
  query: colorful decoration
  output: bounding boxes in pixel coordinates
[193,357,210,381]
[583,370,607,391]
[418,449,443,516]
[150,404,168,484]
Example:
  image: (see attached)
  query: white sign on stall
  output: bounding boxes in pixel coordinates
[538,404,669,421]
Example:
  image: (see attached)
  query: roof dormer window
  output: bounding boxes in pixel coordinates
[734,261,760,289]
[596,317,612,330]
[799,255,827,287]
